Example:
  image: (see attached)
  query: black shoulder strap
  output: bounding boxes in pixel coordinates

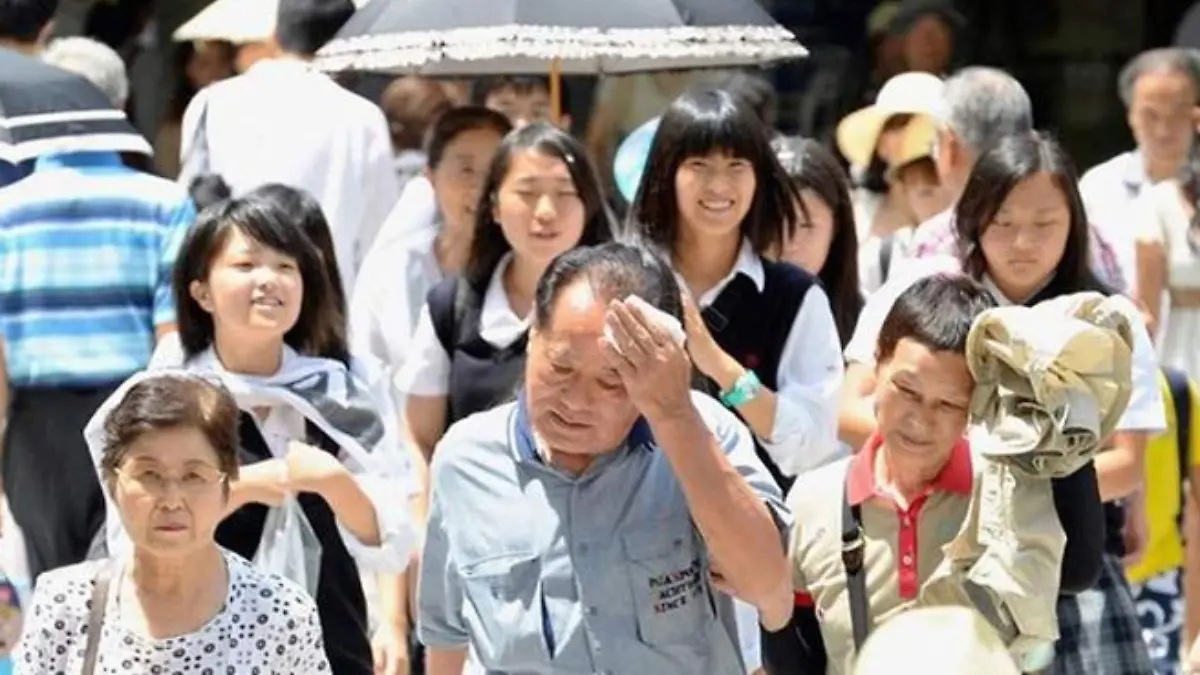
[428,277,471,354]
[1166,368,1194,531]
[878,235,896,284]
[841,468,870,653]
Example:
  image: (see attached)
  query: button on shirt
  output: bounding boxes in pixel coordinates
[418,392,790,674]
[789,434,975,675]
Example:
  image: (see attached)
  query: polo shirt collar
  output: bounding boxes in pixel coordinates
[846,432,973,506]
[512,394,654,464]
[34,151,124,171]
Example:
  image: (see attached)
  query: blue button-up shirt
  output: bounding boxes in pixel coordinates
[418,392,790,674]
[0,152,194,387]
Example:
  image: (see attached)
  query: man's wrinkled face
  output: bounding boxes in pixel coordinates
[1128,70,1199,174]
[874,338,972,463]
[525,279,640,456]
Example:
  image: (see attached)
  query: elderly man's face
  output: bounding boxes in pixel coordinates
[526,279,642,456]
[874,338,972,464]
[1128,70,1199,175]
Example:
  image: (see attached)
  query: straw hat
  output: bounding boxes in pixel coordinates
[835,71,944,169]
[852,606,1021,675]
[886,114,938,178]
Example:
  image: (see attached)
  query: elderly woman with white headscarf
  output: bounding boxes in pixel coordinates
[14,372,330,673]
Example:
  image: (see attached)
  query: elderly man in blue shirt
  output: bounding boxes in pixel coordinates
[417,242,791,675]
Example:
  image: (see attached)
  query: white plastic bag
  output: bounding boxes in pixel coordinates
[254,496,322,597]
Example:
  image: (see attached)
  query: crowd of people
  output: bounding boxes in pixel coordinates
[2,0,1200,674]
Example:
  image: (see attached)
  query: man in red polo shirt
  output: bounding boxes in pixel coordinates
[758,274,1105,674]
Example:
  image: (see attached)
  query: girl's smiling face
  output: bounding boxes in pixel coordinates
[188,227,303,346]
[673,150,757,240]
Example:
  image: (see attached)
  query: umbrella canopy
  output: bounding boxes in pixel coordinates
[314,0,806,75]
[0,50,150,164]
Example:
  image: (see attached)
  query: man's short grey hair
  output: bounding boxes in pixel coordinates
[940,66,1033,156]
[41,37,129,109]
[1117,48,1200,108]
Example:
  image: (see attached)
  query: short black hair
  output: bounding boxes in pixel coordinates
[187,173,232,212]
[533,242,683,328]
[628,88,799,256]
[0,0,57,42]
[471,75,566,110]
[1117,47,1200,108]
[174,192,348,365]
[876,274,996,363]
[464,123,615,289]
[425,105,513,170]
[275,0,354,56]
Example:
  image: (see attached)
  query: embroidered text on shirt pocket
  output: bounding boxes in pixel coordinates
[459,551,549,666]
[622,525,712,647]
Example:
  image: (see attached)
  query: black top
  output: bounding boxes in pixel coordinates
[217,413,373,675]
[694,259,815,492]
[427,276,527,428]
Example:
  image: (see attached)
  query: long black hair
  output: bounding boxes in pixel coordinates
[173,193,350,365]
[464,123,615,289]
[775,137,864,346]
[954,130,1107,302]
[628,88,799,257]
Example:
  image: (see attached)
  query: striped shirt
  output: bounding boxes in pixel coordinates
[0,152,194,388]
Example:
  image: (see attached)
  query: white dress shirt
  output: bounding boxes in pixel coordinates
[693,240,845,476]
[1079,150,1152,293]
[844,256,1167,434]
[349,220,444,382]
[179,58,400,292]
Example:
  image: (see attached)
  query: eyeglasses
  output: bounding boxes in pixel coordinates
[115,466,227,497]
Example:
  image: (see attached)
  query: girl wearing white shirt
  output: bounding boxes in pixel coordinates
[169,193,414,674]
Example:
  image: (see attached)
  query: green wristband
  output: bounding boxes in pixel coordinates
[719,370,763,408]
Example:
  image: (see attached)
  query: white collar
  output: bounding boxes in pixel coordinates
[694,238,766,308]
[479,253,530,347]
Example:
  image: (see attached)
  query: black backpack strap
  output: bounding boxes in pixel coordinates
[427,277,472,354]
[841,469,870,653]
[878,235,896,284]
[1166,368,1194,533]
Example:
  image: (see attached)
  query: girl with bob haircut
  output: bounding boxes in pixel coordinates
[628,88,845,486]
[157,192,416,675]
[772,137,864,348]
[838,131,1163,675]
[397,122,614,465]
[19,372,330,672]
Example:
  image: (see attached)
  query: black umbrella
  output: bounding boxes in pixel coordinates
[0,49,151,164]
[314,0,806,77]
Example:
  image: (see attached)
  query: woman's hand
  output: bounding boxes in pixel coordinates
[285,441,351,494]
[371,623,411,675]
[679,289,726,379]
[227,459,290,514]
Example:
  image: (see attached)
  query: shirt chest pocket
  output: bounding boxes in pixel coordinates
[622,525,713,648]
[458,551,551,666]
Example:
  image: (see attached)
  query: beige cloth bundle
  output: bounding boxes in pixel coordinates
[919,292,1136,672]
